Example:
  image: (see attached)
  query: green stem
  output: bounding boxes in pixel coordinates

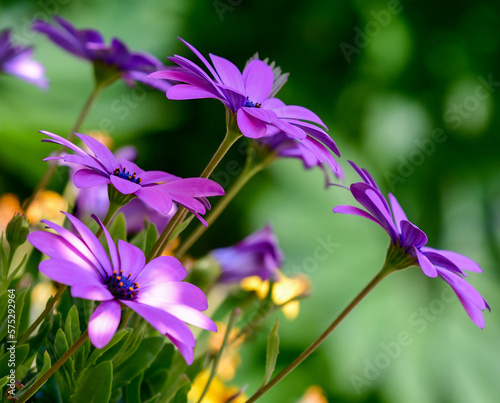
[197,309,240,403]
[245,261,396,403]
[175,147,276,259]
[17,284,67,346]
[17,330,89,403]
[23,83,105,212]
[95,196,127,239]
[148,112,242,261]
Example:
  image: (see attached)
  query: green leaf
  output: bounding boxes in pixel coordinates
[0,375,8,389]
[14,286,30,336]
[64,305,81,346]
[163,374,190,403]
[113,336,164,388]
[125,372,143,403]
[172,382,191,403]
[54,328,75,384]
[169,215,194,244]
[143,393,162,403]
[35,351,51,383]
[110,326,144,368]
[0,344,29,379]
[262,318,280,387]
[108,212,127,244]
[145,222,159,256]
[71,360,113,403]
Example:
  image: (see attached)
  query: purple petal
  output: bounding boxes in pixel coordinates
[136,256,187,284]
[419,248,465,276]
[209,53,244,92]
[125,70,173,92]
[38,258,101,285]
[134,185,173,214]
[92,214,120,271]
[160,303,216,331]
[65,154,107,172]
[347,161,380,189]
[237,109,268,138]
[333,205,387,229]
[388,193,408,234]
[70,282,114,301]
[242,59,273,102]
[109,175,141,195]
[242,107,277,124]
[167,84,221,100]
[73,169,110,188]
[140,171,180,185]
[41,130,88,157]
[118,240,145,280]
[122,301,196,347]
[167,335,193,365]
[414,247,437,277]
[74,133,117,173]
[400,220,428,249]
[271,118,307,140]
[88,300,121,348]
[422,247,482,273]
[272,105,327,129]
[138,282,208,311]
[178,38,221,84]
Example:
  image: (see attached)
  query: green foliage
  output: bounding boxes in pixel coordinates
[262,318,280,387]
[71,361,113,403]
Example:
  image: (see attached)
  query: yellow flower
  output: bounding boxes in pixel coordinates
[240,271,310,320]
[0,194,23,233]
[207,321,243,381]
[26,190,67,225]
[188,370,246,403]
[299,385,329,403]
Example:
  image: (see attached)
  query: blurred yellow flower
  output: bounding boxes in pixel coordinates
[298,385,329,403]
[240,271,310,320]
[188,370,246,403]
[0,194,23,233]
[208,321,243,381]
[26,190,67,225]
[85,130,114,150]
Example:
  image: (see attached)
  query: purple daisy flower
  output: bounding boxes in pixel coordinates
[333,161,490,328]
[211,225,284,283]
[32,16,171,91]
[0,29,47,89]
[27,212,216,364]
[148,38,339,156]
[257,131,344,186]
[41,130,224,225]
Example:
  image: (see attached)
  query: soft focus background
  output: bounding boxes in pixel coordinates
[1,0,499,402]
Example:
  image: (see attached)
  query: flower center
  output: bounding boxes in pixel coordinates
[112,167,142,184]
[244,97,261,108]
[104,270,140,301]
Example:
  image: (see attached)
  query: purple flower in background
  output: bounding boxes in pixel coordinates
[257,132,344,186]
[211,225,283,283]
[41,130,224,224]
[0,29,47,88]
[28,213,216,364]
[32,16,171,91]
[148,39,339,156]
[333,161,490,328]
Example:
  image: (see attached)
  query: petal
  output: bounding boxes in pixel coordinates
[332,205,387,229]
[388,193,408,234]
[140,170,181,184]
[400,220,428,249]
[242,107,277,124]
[237,109,268,138]
[136,256,187,284]
[88,300,121,348]
[39,258,102,285]
[40,130,88,157]
[167,335,193,365]
[167,84,221,101]
[74,133,117,173]
[272,105,327,129]
[242,59,273,101]
[134,185,173,214]
[161,303,217,332]
[118,240,146,281]
[70,282,114,301]
[209,53,244,92]
[122,301,196,347]
[422,247,482,273]
[138,282,208,310]
[125,70,173,92]
[419,248,465,276]
[414,247,437,277]
[271,118,307,140]
[347,161,379,189]
[73,169,110,188]
[110,175,142,194]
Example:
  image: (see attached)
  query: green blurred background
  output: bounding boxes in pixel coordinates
[1,0,499,402]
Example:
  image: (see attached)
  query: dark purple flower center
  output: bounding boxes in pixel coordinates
[104,270,140,301]
[244,97,261,108]
[112,167,142,184]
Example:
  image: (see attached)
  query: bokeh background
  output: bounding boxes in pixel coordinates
[1,0,499,402]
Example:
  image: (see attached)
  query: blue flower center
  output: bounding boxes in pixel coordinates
[244,97,261,108]
[112,167,142,184]
[104,270,140,301]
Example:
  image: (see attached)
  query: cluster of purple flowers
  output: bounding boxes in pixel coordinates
[17,15,488,377]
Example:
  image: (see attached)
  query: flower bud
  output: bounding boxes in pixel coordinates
[6,213,30,250]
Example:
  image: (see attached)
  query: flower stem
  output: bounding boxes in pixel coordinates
[17,329,89,403]
[22,83,105,212]
[148,112,242,261]
[197,309,240,403]
[175,146,275,259]
[17,284,66,346]
[245,261,395,403]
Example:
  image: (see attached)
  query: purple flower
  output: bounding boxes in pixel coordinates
[257,132,344,186]
[148,39,338,155]
[0,29,47,89]
[333,161,490,328]
[41,130,224,225]
[211,225,284,283]
[32,16,171,91]
[27,212,217,364]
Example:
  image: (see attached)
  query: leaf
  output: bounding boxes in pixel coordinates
[125,372,143,403]
[169,215,194,243]
[145,222,159,256]
[54,328,75,384]
[90,329,130,366]
[172,382,191,403]
[108,212,127,244]
[14,286,30,336]
[71,360,113,403]
[163,374,190,403]
[112,336,164,388]
[0,344,29,379]
[262,318,280,387]
[64,305,81,346]
[35,351,51,383]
